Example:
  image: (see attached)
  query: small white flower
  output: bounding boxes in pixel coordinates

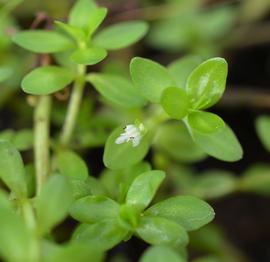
[115,123,145,147]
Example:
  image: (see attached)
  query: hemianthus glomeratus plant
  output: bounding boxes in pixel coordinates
[0,0,247,261]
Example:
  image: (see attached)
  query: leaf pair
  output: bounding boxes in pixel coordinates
[70,170,214,250]
[130,56,243,162]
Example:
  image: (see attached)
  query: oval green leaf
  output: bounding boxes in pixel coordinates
[186,57,228,110]
[136,216,189,247]
[70,47,107,65]
[126,170,165,211]
[93,21,148,50]
[144,196,215,231]
[13,30,74,53]
[88,73,146,109]
[22,66,75,95]
[187,111,225,134]
[161,87,190,120]
[130,57,175,103]
[255,115,270,152]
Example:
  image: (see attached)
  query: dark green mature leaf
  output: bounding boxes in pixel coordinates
[255,115,270,152]
[168,55,202,88]
[88,73,146,109]
[136,216,189,247]
[36,175,73,235]
[189,123,243,162]
[161,87,190,119]
[0,140,27,198]
[56,150,88,180]
[139,246,186,262]
[72,219,128,250]
[70,47,107,65]
[187,111,225,134]
[144,196,215,231]
[103,126,150,170]
[130,57,175,103]
[22,66,75,95]
[126,170,165,211]
[154,121,206,163]
[70,195,119,223]
[186,58,228,110]
[0,208,36,262]
[13,30,74,53]
[93,21,148,50]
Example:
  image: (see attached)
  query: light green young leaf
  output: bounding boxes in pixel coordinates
[130,57,175,103]
[56,150,88,180]
[168,55,202,88]
[144,196,215,231]
[12,30,74,53]
[103,126,150,170]
[22,66,75,95]
[126,170,165,211]
[136,216,189,247]
[55,21,86,42]
[161,87,190,120]
[0,190,13,210]
[70,195,119,223]
[154,121,206,163]
[88,73,146,109]
[93,21,148,50]
[187,111,225,134]
[72,219,128,250]
[189,123,243,162]
[139,246,186,262]
[0,208,35,262]
[36,175,73,235]
[255,115,270,152]
[0,140,27,198]
[70,47,107,65]
[186,58,228,110]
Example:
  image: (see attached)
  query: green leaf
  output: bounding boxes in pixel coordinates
[189,170,237,199]
[13,30,74,53]
[22,66,75,95]
[161,87,190,120]
[168,55,202,89]
[93,21,148,50]
[103,126,150,170]
[72,219,128,250]
[139,246,186,262]
[88,73,146,109]
[136,216,189,247]
[189,123,243,162]
[118,204,139,230]
[45,242,104,262]
[187,111,225,134]
[0,209,36,262]
[56,150,88,180]
[70,195,119,223]
[130,57,175,103]
[144,196,215,231]
[55,21,86,42]
[69,178,92,200]
[0,190,13,210]
[70,47,107,65]
[255,115,270,152]
[240,165,270,195]
[0,140,27,198]
[12,129,33,151]
[69,0,107,36]
[186,58,228,110]
[36,175,73,235]
[126,170,165,211]
[154,121,206,163]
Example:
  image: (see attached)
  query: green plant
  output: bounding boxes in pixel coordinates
[0,0,250,261]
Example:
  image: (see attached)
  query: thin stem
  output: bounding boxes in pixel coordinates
[60,65,86,147]
[34,95,51,196]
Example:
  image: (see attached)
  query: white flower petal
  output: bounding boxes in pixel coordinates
[115,134,127,144]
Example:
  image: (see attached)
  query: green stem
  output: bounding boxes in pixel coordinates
[34,95,51,196]
[60,65,86,147]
